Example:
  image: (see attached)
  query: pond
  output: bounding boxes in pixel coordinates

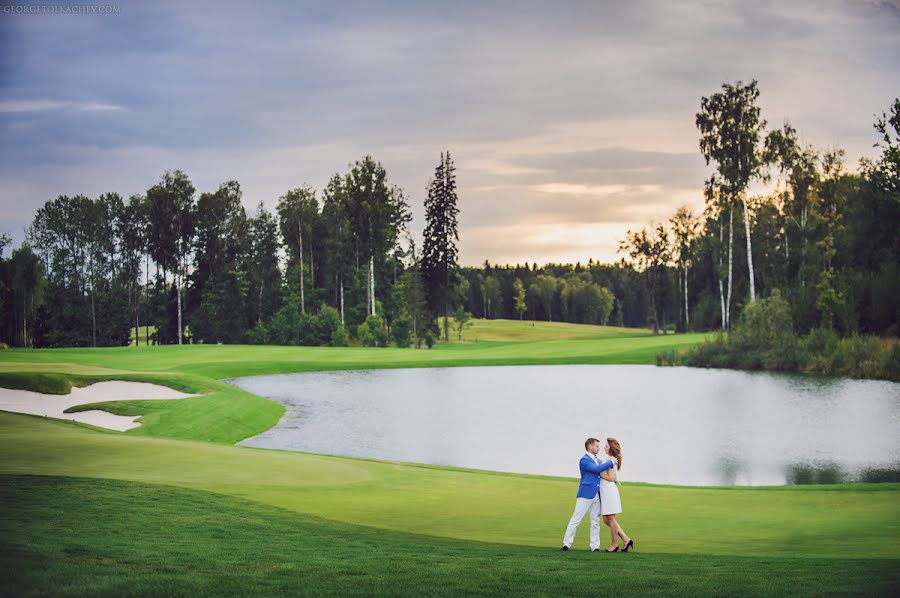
[226,365,900,486]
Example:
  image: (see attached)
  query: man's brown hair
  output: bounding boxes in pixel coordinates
[584,437,600,451]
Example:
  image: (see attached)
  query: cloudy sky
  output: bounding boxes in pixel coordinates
[1,0,898,265]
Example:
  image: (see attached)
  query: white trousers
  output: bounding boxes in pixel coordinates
[563,495,601,550]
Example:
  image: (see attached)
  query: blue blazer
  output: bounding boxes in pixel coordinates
[576,454,615,499]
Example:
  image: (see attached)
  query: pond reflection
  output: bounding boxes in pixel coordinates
[226,364,900,486]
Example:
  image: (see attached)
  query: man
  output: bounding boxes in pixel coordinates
[561,437,617,552]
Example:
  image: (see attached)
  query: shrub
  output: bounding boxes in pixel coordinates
[266,303,300,345]
[422,329,436,349]
[356,314,388,347]
[785,462,845,485]
[391,314,413,348]
[859,467,900,483]
[730,290,800,370]
[675,332,731,368]
[331,325,349,347]
[317,305,344,346]
[243,321,269,345]
[884,340,900,381]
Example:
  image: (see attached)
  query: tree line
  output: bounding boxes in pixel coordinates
[1,86,897,350]
[0,154,462,349]
[430,87,898,342]
[618,84,898,338]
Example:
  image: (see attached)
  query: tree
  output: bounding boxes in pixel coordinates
[321,174,352,325]
[513,278,527,320]
[453,305,473,341]
[190,181,248,343]
[620,223,670,334]
[146,170,196,344]
[277,185,318,315]
[400,233,428,347]
[530,274,558,322]
[697,80,768,312]
[669,205,699,329]
[356,313,388,347]
[391,311,413,347]
[422,151,460,341]
[765,122,821,290]
[482,275,501,319]
[119,193,148,347]
[2,243,46,347]
[245,202,282,328]
[346,156,410,318]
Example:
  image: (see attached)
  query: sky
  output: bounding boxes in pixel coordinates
[1,0,898,266]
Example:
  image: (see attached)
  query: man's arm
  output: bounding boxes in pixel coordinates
[581,457,616,474]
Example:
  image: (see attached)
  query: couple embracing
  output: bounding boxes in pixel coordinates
[561,437,633,553]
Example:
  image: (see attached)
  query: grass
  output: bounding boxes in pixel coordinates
[3,474,897,597]
[1,319,898,595]
[128,324,156,346]
[1,411,899,559]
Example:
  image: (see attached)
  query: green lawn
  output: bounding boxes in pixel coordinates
[1,320,898,596]
[3,475,897,597]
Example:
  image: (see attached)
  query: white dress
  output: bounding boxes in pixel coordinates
[599,464,622,515]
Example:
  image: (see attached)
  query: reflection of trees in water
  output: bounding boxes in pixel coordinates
[784,462,900,484]
[785,462,845,484]
[714,454,748,485]
[858,467,900,483]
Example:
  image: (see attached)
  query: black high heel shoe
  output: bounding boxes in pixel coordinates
[605,546,619,553]
[622,540,634,552]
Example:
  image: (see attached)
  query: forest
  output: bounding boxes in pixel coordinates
[1,86,897,361]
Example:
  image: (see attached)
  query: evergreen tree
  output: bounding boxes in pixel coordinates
[422,151,460,341]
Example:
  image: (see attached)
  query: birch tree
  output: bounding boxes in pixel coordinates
[697,80,768,313]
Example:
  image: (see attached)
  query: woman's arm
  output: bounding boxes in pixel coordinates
[581,457,616,475]
[600,469,616,482]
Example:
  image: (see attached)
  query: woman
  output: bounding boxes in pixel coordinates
[599,437,633,552]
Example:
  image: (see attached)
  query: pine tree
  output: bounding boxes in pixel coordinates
[422,151,460,342]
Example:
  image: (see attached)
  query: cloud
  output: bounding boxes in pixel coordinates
[0,100,125,113]
[530,183,663,197]
[1,0,898,266]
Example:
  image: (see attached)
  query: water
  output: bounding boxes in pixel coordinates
[227,365,900,486]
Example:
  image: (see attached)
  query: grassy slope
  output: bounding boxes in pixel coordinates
[3,475,897,598]
[2,412,898,560]
[1,320,898,595]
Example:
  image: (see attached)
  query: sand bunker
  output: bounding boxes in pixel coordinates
[0,380,200,431]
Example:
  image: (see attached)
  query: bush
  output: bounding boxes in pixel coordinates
[243,321,269,345]
[422,329,436,349]
[266,303,300,345]
[356,314,388,347]
[859,467,900,483]
[785,462,845,485]
[331,325,349,347]
[828,335,888,379]
[730,290,801,370]
[673,332,731,369]
[885,340,900,381]
[391,314,413,348]
[672,311,899,381]
[317,305,344,346]
[0,342,8,350]
[265,300,350,347]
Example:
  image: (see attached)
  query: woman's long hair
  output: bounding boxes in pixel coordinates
[607,437,622,471]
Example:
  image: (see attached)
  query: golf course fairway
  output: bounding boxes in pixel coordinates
[1,321,898,596]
